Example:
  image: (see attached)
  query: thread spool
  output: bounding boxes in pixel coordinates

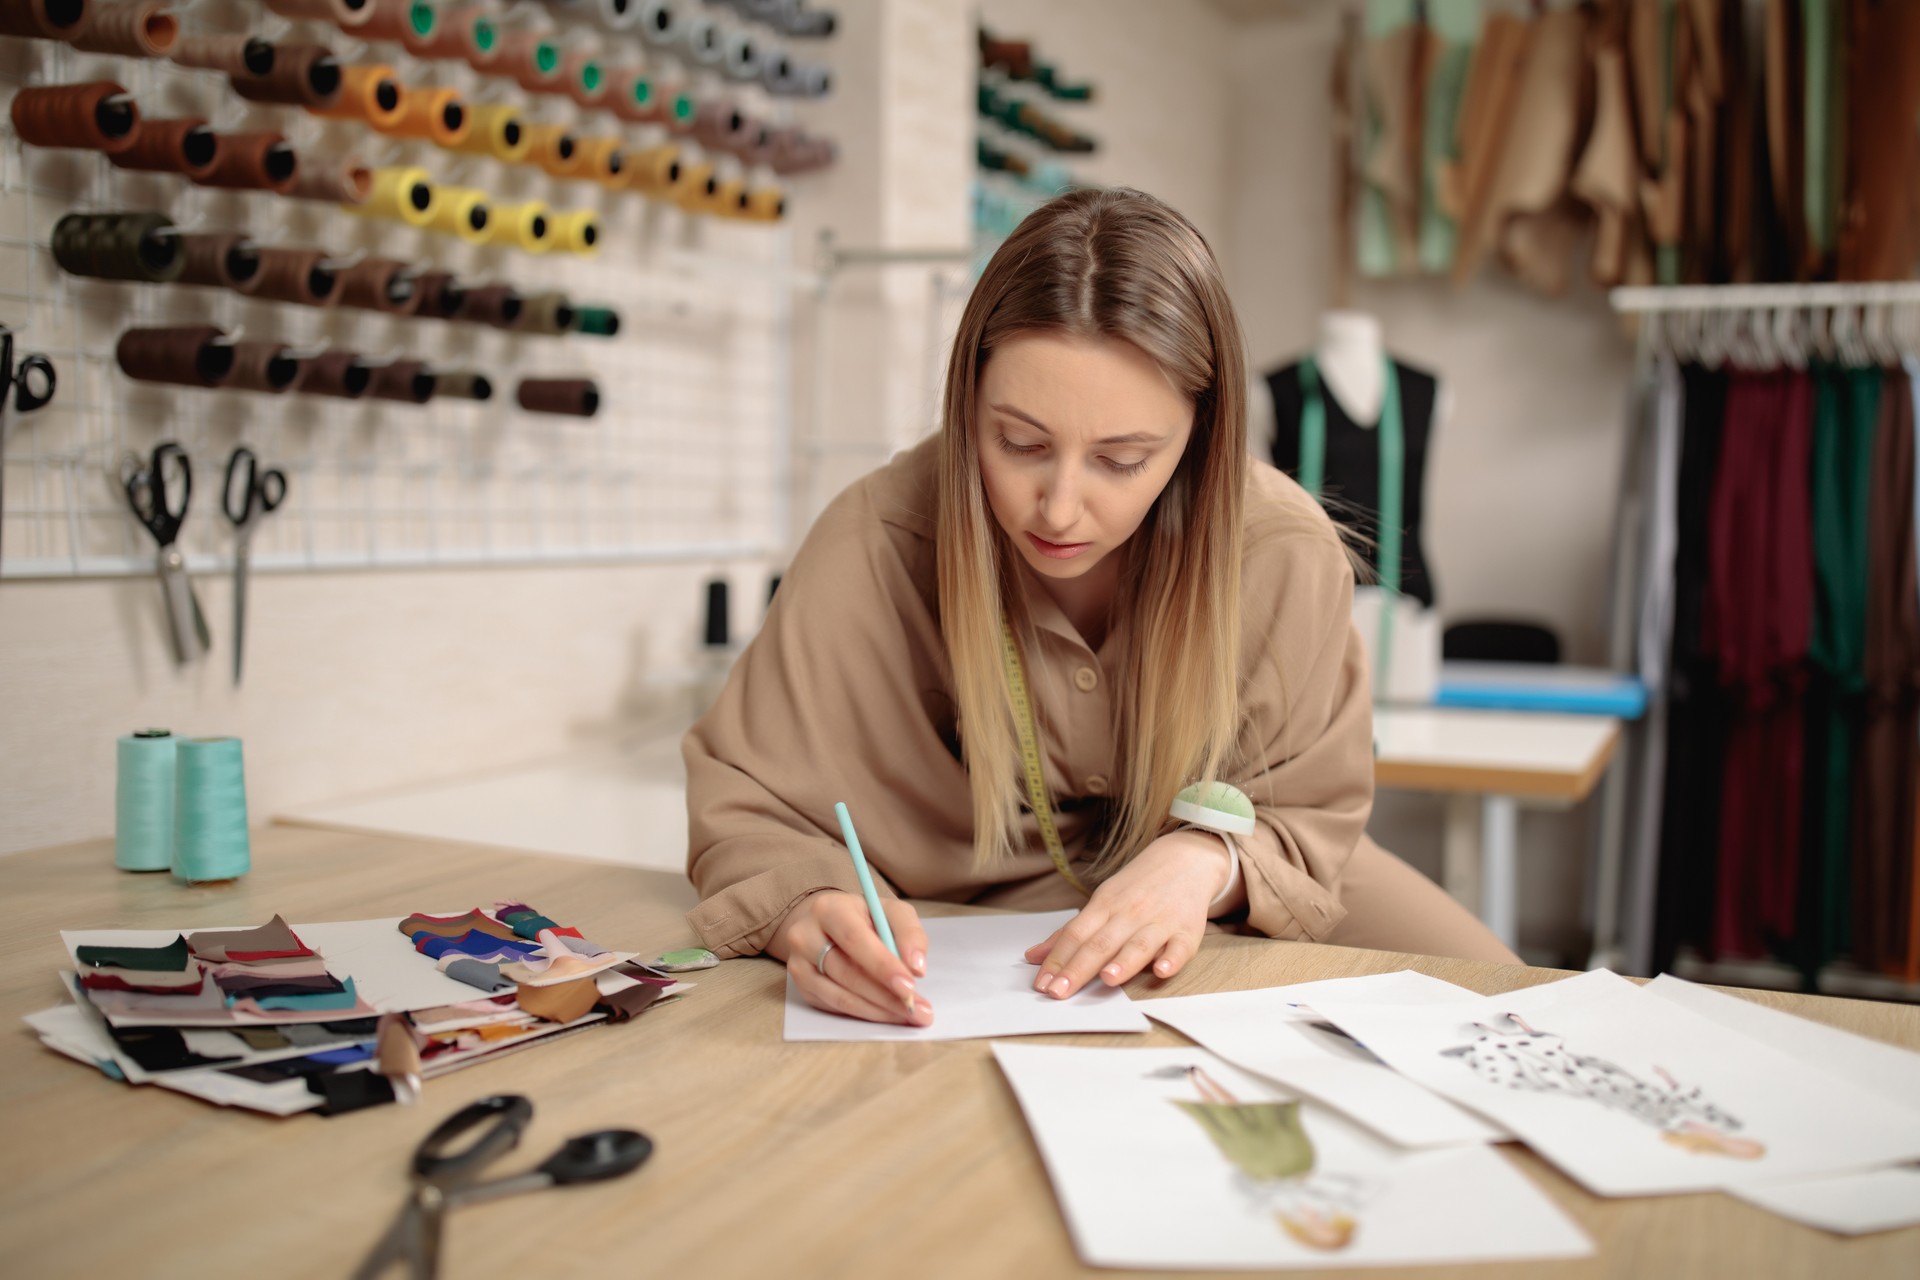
[709,177,749,219]
[570,305,619,337]
[106,116,219,179]
[479,200,548,252]
[425,186,490,242]
[690,100,754,154]
[497,31,561,91]
[547,210,599,254]
[516,378,600,417]
[561,50,608,108]
[70,0,178,58]
[359,0,435,55]
[51,211,184,283]
[411,271,465,319]
[288,156,372,204]
[524,124,581,178]
[264,0,370,26]
[433,370,492,400]
[172,737,250,884]
[297,349,371,398]
[196,132,299,193]
[225,340,303,394]
[115,326,233,387]
[739,185,786,222]
[177,234,261,291]
[663,88,699,136]
[230,42,343,109]
[354,166,436,225]
[619,143,680,194]
[608,69,664,124]
[336,257,420,313]
[367,359,434,403]
[679,13,722,64]
[250,248,338,306]
[456,283,522,328]
[673,161,717,212]
[573,136,624,186]
[0,0,91,39]
[418,4,494,64]
[719,28,759,82]
[518,291,575,335]
[116,729,177,872]
[171,33,273,75]
[776,3,834,37]
[9,82,141,154]
[382,85,468,147]
[735,119,776,167]
[449,103,526,161]
[770,60,831,99]
[769,129,835,175]
[310,63,405,129]
[634,0,675,47]
[594,0,641,30]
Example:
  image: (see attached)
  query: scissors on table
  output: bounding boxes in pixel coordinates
[223,445,286,686]
[354,1094,653,1280]
[0,325,57,563]
[121,441,209,665]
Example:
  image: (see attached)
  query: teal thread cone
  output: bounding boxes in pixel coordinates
[115,730,177,872]
[172,736,251,883]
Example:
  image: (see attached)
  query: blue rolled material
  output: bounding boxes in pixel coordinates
[115,729,177,872]
[172,736,251,883]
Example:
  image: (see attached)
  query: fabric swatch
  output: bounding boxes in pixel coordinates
[438,957,515,994]
[396,909,521,943]
[308,1044,374,1066]
[308,1068,397,1116]
[282,1024,363,1048]
[75,935,190,971]
[235,1027,292,1051]
[500,952,623,987]
[82,978,230,1019]
[495,903,562,940]
[186,915,313,962]
[207,957,333,981]
[611,962,678,987]
[78,965,206,995]
[214,973,348,999]
[515,977,598,1023]
[596,983,667,1023]
[413,929,540,961]
[231,977,360,1012]
[105,1026,242,1073]
[558,934,611,958]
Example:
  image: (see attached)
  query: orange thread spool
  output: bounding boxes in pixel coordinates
[381,85,469,148]
[310,64,405,129]
[69,0,177,58]
[195,132,299,193]
[9,81,141,154]
[0,0,92,39]
[107,116,218,180]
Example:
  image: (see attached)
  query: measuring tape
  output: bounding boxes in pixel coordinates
[1000,621,1091,896]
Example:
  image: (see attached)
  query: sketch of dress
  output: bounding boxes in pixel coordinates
[1440,1013,1766,1159]
[1155,1065,1371,1251]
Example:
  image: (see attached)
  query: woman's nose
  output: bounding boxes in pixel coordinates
[1038,471,1082,531]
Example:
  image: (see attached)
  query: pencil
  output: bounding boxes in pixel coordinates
[834,801,915,1017]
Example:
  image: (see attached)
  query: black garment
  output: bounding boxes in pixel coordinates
[1267,358,1439,607]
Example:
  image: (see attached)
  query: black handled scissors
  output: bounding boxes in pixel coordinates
[1,325,57,564]
[120,441,210,665]
[223,446,287,687]
[354,1094,653,1279]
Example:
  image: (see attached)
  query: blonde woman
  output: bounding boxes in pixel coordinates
[684,187,1516,1027]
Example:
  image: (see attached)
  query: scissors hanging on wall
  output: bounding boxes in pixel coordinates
[121,441,210,666]
[1,325,58,565]
[223,445,287,687]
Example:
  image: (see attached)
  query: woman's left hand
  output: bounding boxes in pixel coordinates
[1023,830,1232,999]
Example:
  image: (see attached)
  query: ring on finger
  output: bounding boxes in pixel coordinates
[815,939,836,975]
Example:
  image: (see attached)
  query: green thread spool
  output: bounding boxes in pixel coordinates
[571,306,620,337]
[172,736,251,883]
[115,729,177,872]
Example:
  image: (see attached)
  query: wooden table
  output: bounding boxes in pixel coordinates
[4,826,1916,1279]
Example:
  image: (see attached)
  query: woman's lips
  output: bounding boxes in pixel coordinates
[1028,532,1090,560]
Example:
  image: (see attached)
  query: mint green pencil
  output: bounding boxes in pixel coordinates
[834,801,900,959]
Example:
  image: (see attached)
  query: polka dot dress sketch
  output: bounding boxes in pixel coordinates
[1440,1013,1767,1158]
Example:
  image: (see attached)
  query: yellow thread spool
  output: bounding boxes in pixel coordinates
[707,177,748,219]
[572,136,624,187]
[352,166,437,225]
[311,64,407,130]
[482,200,552,253]
[738,186,786,222]
[672,162,718,213]
[426,186,491,243]
[449,103,529,162]
[619,143,681,195]
[547,209,599,255]
[383,85,470,148]
[524,123,584,178]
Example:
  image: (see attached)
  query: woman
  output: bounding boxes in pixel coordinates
[685,187,1516,1027]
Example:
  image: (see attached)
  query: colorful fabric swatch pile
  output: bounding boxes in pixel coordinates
[26,904,688,1117]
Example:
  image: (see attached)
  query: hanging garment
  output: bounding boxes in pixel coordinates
[1801,0,1841,271]
[1417,0,1481,272]
[1909,357,1920,984]
[1267,358,1439,608]
[1836,0,1920,281]
[1357,1,1425,277]
[1761,0,1809,279]
[1478,7,1589,295]
[1442,12,1530,283]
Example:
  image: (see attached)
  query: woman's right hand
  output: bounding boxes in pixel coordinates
[777,890,932,1026]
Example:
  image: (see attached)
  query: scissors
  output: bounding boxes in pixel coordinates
[223,445,287,686]
[355,1094,653,1279]
[121,441,210,665]
[0,325,57,563]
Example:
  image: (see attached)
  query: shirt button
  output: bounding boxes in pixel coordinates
[1073,666,1099,692]
[1085,774,1108,795]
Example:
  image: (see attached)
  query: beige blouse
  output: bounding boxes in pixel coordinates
[683,436,1375,958]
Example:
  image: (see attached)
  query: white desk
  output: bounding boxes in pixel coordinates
[1374,707,1623,950]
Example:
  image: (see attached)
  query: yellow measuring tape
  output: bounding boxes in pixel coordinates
[1000,621,1091,896]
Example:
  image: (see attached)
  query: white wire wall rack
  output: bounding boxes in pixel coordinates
[1,8,808,580]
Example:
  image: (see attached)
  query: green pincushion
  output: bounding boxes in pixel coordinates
[1170,780,1256,836]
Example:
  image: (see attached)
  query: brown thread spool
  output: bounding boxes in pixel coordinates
[287,156,372,204]
[0,0,91,39]
[516,378,599,418]
[358,0,436,56]
[250,247,338,306]
[527,124,585,179]
[195,131,298,193]
[9,82,141,154]
[432,370,492,400]
[336,257,420,313]
[230,43,343,109]
[115,326,233,387]
[171,33,273,75]
[518,291,574,335]
[225,340,302,394]
[70,0,177,57]
[367,359,434,403]
[297,349,371,398]
[561,50,608,108]
[418,4,491,63]
[608,69,666,125]
[735,119,776,167]
[177,234,261,291]
[264,0,370,27]
[690,100,753,155]
[382,86,468,147]
[456,283,521,329]
[311,64,405,129]
[411,271,465,319]
[497,31,561,91]
[106,116,219,180]
[51,210,183,282]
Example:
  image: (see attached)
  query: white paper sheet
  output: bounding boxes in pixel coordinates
[1727,1167,1920,1236]
[992,1044,1592,1270]
[26,1004,322,1115]
[1309,969,1920,1197]
[1140,971,1506,1148]
[783,910,1150,1042]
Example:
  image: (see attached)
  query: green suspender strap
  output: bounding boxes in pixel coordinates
[999,621,1090,895]
[1296,355,1404,702]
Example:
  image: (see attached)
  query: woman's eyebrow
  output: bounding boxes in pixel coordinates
[989,402,1168,446]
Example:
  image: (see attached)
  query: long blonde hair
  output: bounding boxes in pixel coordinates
[937,187,1248,878]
